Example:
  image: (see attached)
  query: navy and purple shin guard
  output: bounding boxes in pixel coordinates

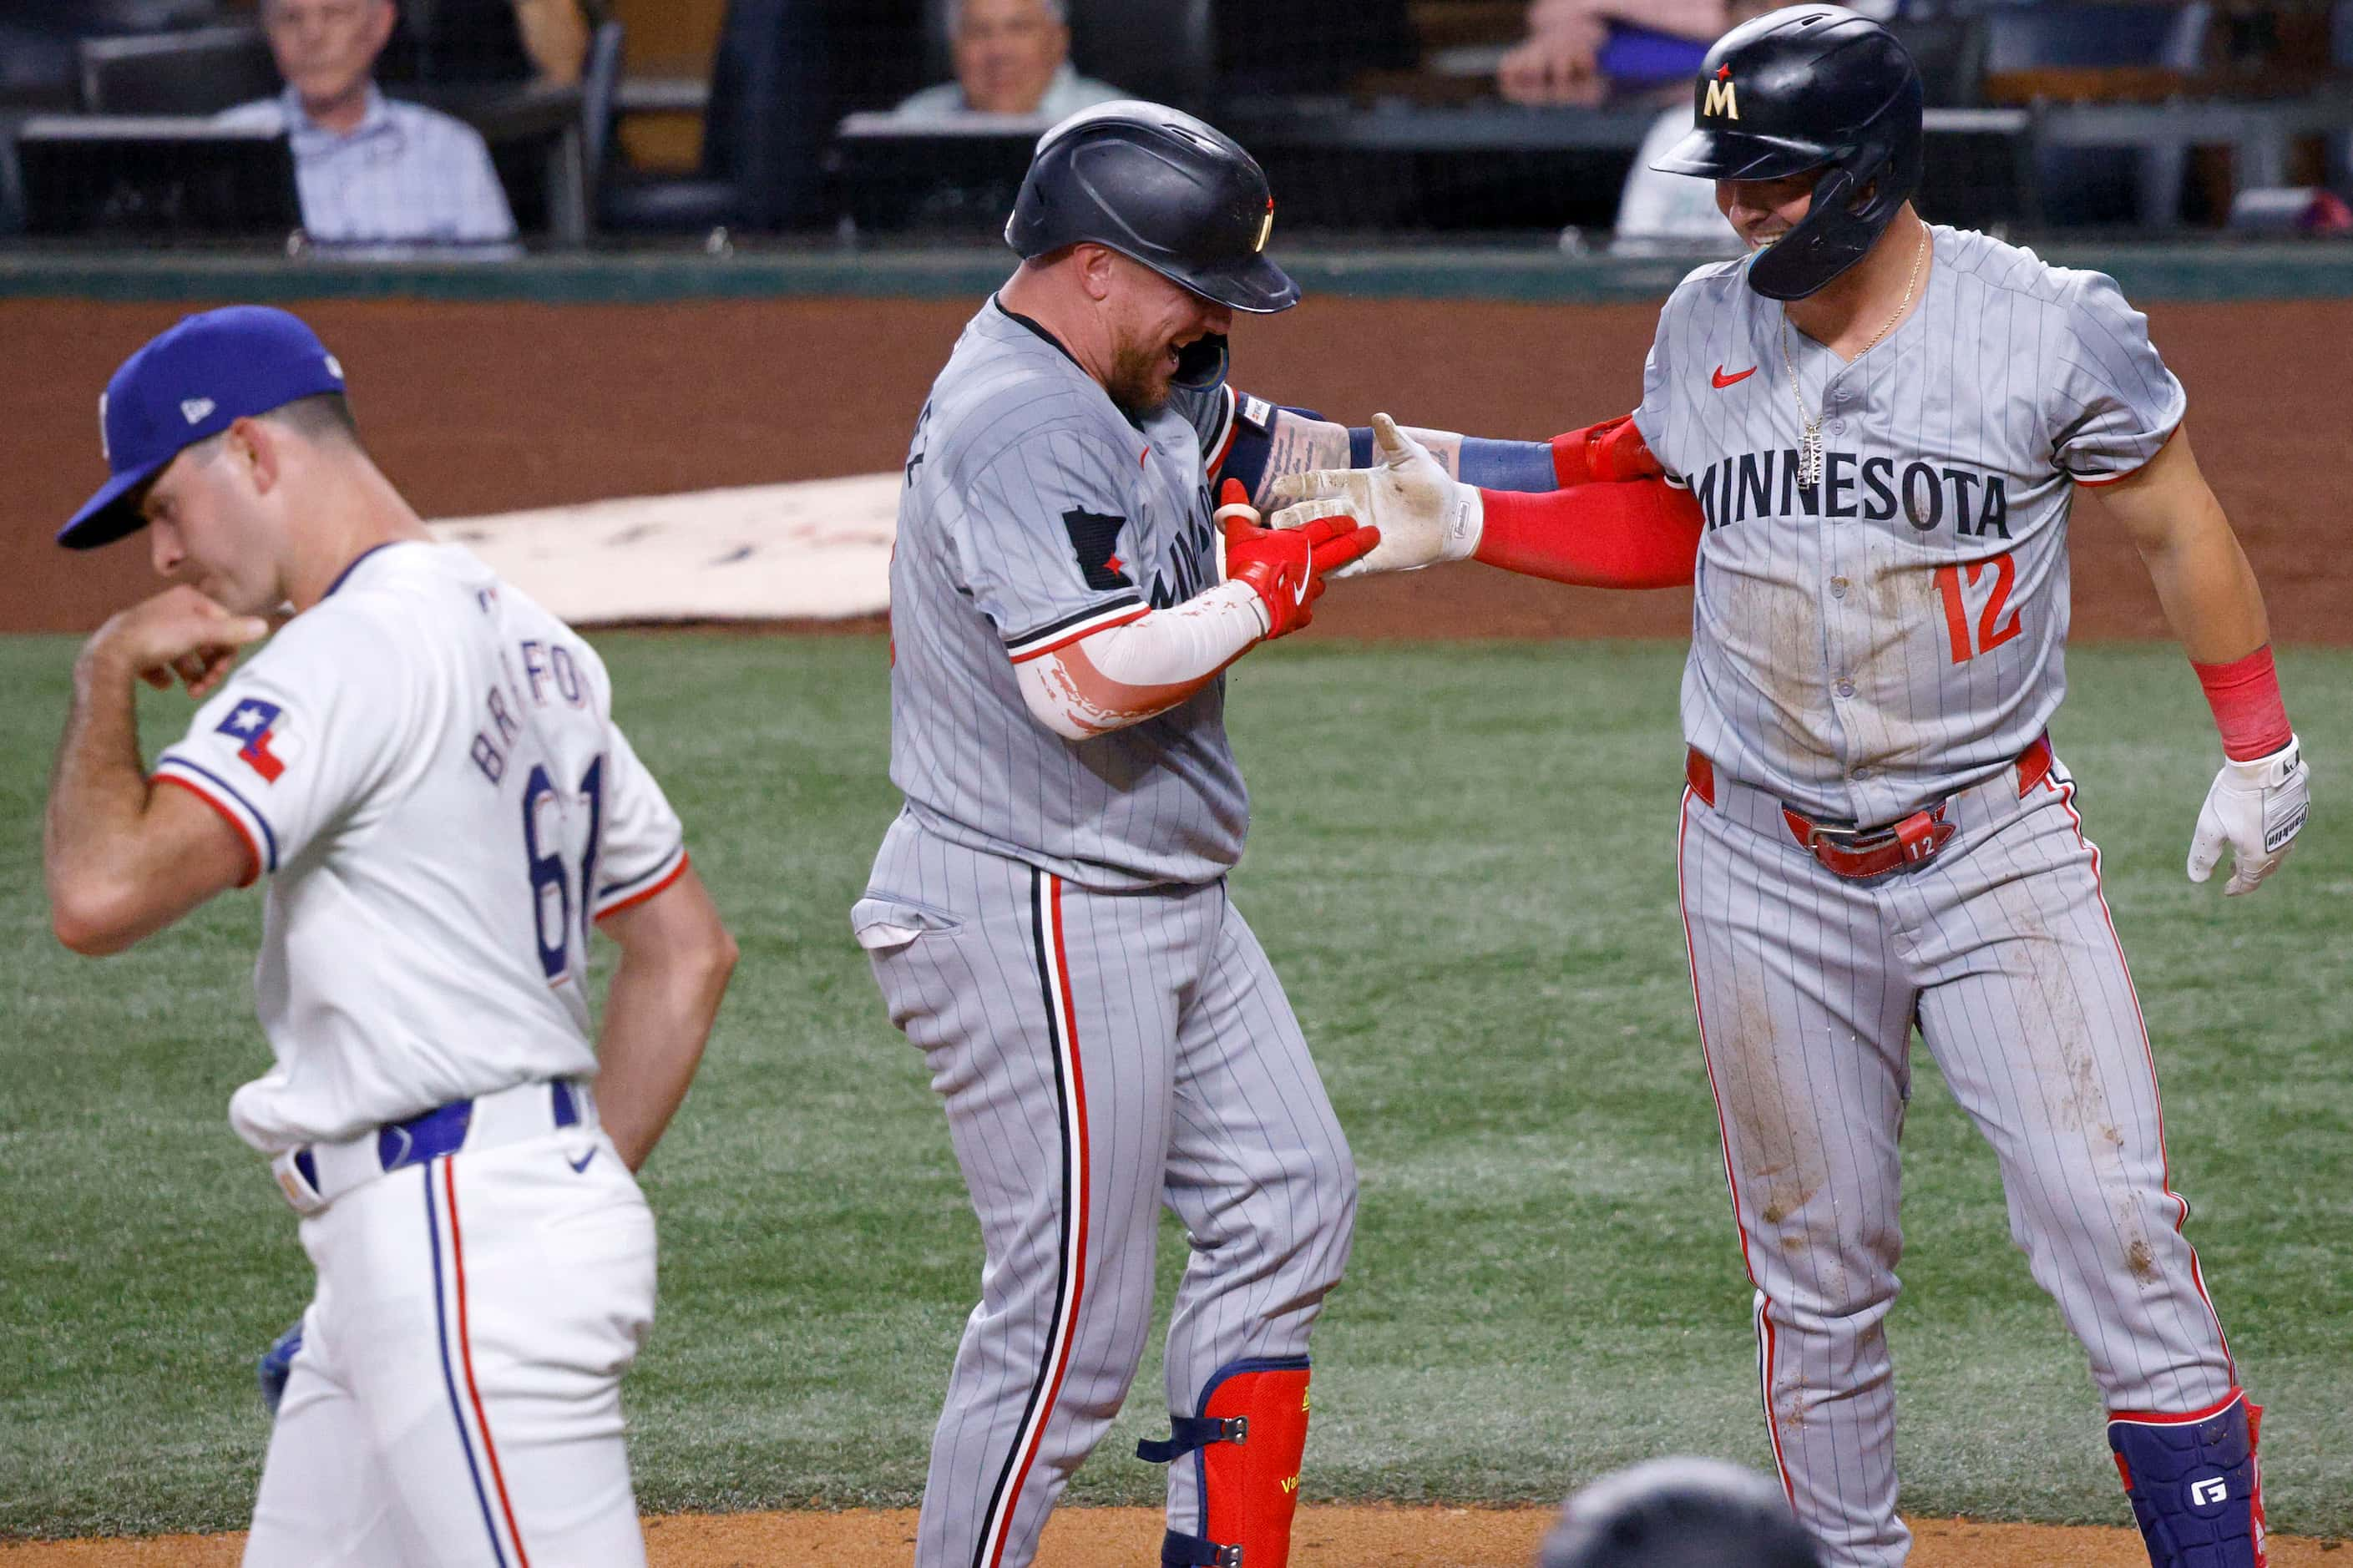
[2108,1388,2266,1568]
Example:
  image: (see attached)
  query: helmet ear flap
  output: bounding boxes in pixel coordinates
[1748,164,1865,301]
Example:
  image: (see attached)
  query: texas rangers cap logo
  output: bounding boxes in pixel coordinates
[1704,64,1740,121]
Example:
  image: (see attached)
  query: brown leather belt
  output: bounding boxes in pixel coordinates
[1686,736,2054,881]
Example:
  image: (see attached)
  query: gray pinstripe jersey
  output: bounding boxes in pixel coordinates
[1632,226,2185,826]
[888,297,1241,891]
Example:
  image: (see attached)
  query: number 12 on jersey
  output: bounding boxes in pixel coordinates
[1936,552,2022,665]
[524,757,605,983]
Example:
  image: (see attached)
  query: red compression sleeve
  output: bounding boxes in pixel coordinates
[1548,414,1664,488]
[1474,477,1703,589]
[2192,643,2293,761]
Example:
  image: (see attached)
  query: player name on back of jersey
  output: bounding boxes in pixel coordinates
[469,631,595,786]
[1687,446,2014,539]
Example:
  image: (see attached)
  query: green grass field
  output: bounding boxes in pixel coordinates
[2,635,2346,1540]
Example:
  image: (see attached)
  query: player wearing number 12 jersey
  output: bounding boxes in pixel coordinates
[1269,11,2311,1565]
[44,306,737,1566]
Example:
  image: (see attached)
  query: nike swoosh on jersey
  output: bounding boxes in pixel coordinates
[1712,365,1758,389]
[568,1148,597,1173]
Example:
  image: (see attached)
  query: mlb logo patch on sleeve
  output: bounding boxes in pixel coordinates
[217,699,295,783]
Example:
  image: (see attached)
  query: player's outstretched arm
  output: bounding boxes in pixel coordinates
[1271,414,1700,587]
[1015,483,1376,741]
[46,587,271,955]
[1225,401,1659,508]
[591,862,737,1171]
[2095,423,2310,895]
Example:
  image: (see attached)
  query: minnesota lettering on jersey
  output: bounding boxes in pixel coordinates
[1142,481,1221,609]
[1688,446,2011,539]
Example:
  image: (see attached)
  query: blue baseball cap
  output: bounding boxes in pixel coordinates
[60,306,349,551]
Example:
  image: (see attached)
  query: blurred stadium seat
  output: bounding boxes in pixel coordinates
[77,23,278,115]
[600,0,828,232]
[1984,2,2211,228]
[2,0,226,111]
[579,16,625,196]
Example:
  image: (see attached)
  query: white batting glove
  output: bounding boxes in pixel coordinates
[2187,734,2310,896]
[1267,412,1482,578]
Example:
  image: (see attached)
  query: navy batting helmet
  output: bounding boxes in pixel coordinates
[1538,1458,1824,1568]
[1004,100,1298,316]
[1649,4,1923,301]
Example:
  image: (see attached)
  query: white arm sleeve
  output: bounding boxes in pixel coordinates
[1015,581,1269,741]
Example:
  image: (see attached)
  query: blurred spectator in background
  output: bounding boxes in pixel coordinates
[1610,0,1779,253]
[1500,0,1728,106]
[892,0,1122,119]
[218,0,517,244]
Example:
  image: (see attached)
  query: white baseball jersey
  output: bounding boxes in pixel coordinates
[153,541,686,1154]
[1632,225,2184,825]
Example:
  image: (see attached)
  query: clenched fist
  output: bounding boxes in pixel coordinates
[83,585,273,700]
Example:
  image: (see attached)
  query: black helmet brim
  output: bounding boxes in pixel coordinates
[1652,126,1839,182]
[1182,250,1300,315]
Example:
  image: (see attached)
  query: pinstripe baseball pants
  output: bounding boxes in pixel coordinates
[1677,747,2239,1567]
[856,813,1358,1568]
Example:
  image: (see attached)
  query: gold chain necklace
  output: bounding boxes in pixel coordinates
[1779,220,1926,490]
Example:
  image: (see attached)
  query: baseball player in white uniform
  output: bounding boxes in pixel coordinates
[43,306,738,1567]
[858,104,1378,1568]
[1268,11,2310,1567]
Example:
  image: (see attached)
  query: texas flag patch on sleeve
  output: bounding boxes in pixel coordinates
[216,698,294,783]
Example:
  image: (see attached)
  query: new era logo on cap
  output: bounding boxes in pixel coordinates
[60,306,349,552]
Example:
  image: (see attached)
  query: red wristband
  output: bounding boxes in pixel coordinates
[1547,414,1662,488]
[2192,644,2293,761]
[1550,427,1597,488]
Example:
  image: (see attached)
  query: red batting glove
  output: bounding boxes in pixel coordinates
[1217,478,1379,640]
[1550,413,1665,488]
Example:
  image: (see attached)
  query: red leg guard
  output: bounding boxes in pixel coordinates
[1199,1360,1313,1568]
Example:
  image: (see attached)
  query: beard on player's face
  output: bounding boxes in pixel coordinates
[1101,261,1232,415]
[1105,335,1179,414]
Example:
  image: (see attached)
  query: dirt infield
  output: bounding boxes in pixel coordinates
[4,294,2348,640]
[3,1508,2345,1565]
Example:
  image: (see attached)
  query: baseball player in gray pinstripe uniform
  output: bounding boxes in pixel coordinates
[1269,12,2310,1567]
[854,103,1378,1568]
